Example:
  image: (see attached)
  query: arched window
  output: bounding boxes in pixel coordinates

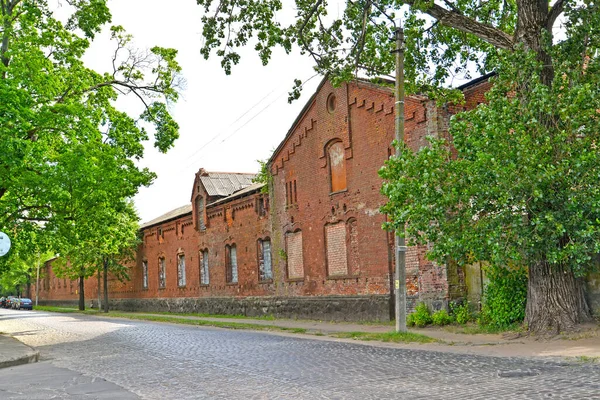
[225,244,238,284]
[158,257,166,288]
[196,196,205,230]
[200,249,209,285]
[177,253,186,287]
[328,141,347,192]
[142,260,148,289]
[258,238,273,281]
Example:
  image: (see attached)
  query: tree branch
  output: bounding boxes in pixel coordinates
[546,0,566,30]
[404,0,514,50]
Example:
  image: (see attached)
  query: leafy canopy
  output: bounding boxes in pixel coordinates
[0,0,182,267]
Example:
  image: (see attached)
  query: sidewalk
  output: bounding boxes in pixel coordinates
[0,334,39,369]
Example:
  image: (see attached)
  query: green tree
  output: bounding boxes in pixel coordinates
[197,0,599,333]
[0,0,180,271]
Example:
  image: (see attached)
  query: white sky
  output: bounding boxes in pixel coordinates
[81,0,319,223]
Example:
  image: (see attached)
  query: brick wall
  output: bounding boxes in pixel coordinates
[35,77,498,319]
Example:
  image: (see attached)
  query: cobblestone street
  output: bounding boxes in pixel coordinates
[1,308,599,399]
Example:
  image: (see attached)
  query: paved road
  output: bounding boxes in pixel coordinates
[1,309,599,399]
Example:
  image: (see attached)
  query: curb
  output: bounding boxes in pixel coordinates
[0,336,40,369]
[0,351,40,369]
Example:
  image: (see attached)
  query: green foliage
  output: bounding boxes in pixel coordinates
[431,309,454,326]
[479,266,527,329]
[450,301,474,325]
[252,158,273,194]
[0,1,181,272]
[406,302,432,327]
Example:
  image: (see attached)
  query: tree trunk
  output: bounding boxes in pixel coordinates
[103,257,109,313]
[78,273,85,311]
[526,260,592,334]
[97,269,101,310]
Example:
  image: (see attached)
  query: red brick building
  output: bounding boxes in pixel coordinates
[36,76,494,320]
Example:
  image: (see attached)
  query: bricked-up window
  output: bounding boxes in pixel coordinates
[142,260,148,289]
[258,238,273,281]
[326,222,348,276]
[200,249,209,285]
[177,254,186,287]
[347,218,360,275]
[196,196,205,230]
[158,257,166,288]
[328,141,347,192]
[226,244,238,283]
[286,231,304,279]
[285,180,297,205]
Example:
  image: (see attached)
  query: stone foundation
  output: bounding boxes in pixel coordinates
[41,295,393,322]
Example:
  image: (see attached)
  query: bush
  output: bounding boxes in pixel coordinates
[450,300,474,324]
[431,309,454,326]
[479,265,527,329]
[407,303,432,327]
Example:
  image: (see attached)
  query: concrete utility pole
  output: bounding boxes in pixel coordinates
[394,26,407,333]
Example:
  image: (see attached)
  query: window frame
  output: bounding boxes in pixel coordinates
[177,253,186,287]
[257,238,273,282]
[200,249,210,285]
[158,257,166,289]
[225,244,238,284]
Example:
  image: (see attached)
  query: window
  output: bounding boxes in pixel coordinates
[258,238,273,281]
[177,254,186,287]
[326,93,337,113]
[326,222,348,276]
[286,231,304,279]
[158,257,166,288]
[226,244,238,284]
[328,141,347,192]
[142,260,148,289]
[200,249,209,285]
[196,196,205,230]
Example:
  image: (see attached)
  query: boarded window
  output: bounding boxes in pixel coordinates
[326,222,348,276]
[177,254,186,287]
[158,257,166,288]
[142,260,148,289]
[196,196,205,230]
[200,250,209,285]
[328,141,347,192]
[226,245,238,283]
[258,239,273,281]
[286,231,304,279]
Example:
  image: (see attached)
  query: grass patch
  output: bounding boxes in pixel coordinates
[443,322,523,335]
[33,306,306,334]
[575,355,600,364]
[134,311,276,321]
[331,331,437,344]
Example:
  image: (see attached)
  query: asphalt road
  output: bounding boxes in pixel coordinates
[1,308,599,399]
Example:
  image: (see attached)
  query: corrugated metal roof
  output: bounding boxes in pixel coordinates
[200,172,256,197]
[208,182,265,208]
[140,204,192,229]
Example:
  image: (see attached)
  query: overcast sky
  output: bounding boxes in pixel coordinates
[81,0,319,223]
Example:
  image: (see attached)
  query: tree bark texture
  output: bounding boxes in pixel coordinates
[78,274,85,311]
[526,260,592,334]
[103,258,109,313]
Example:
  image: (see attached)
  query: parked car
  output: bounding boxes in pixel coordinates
[0,297,5,308]
[16,298,33,310]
